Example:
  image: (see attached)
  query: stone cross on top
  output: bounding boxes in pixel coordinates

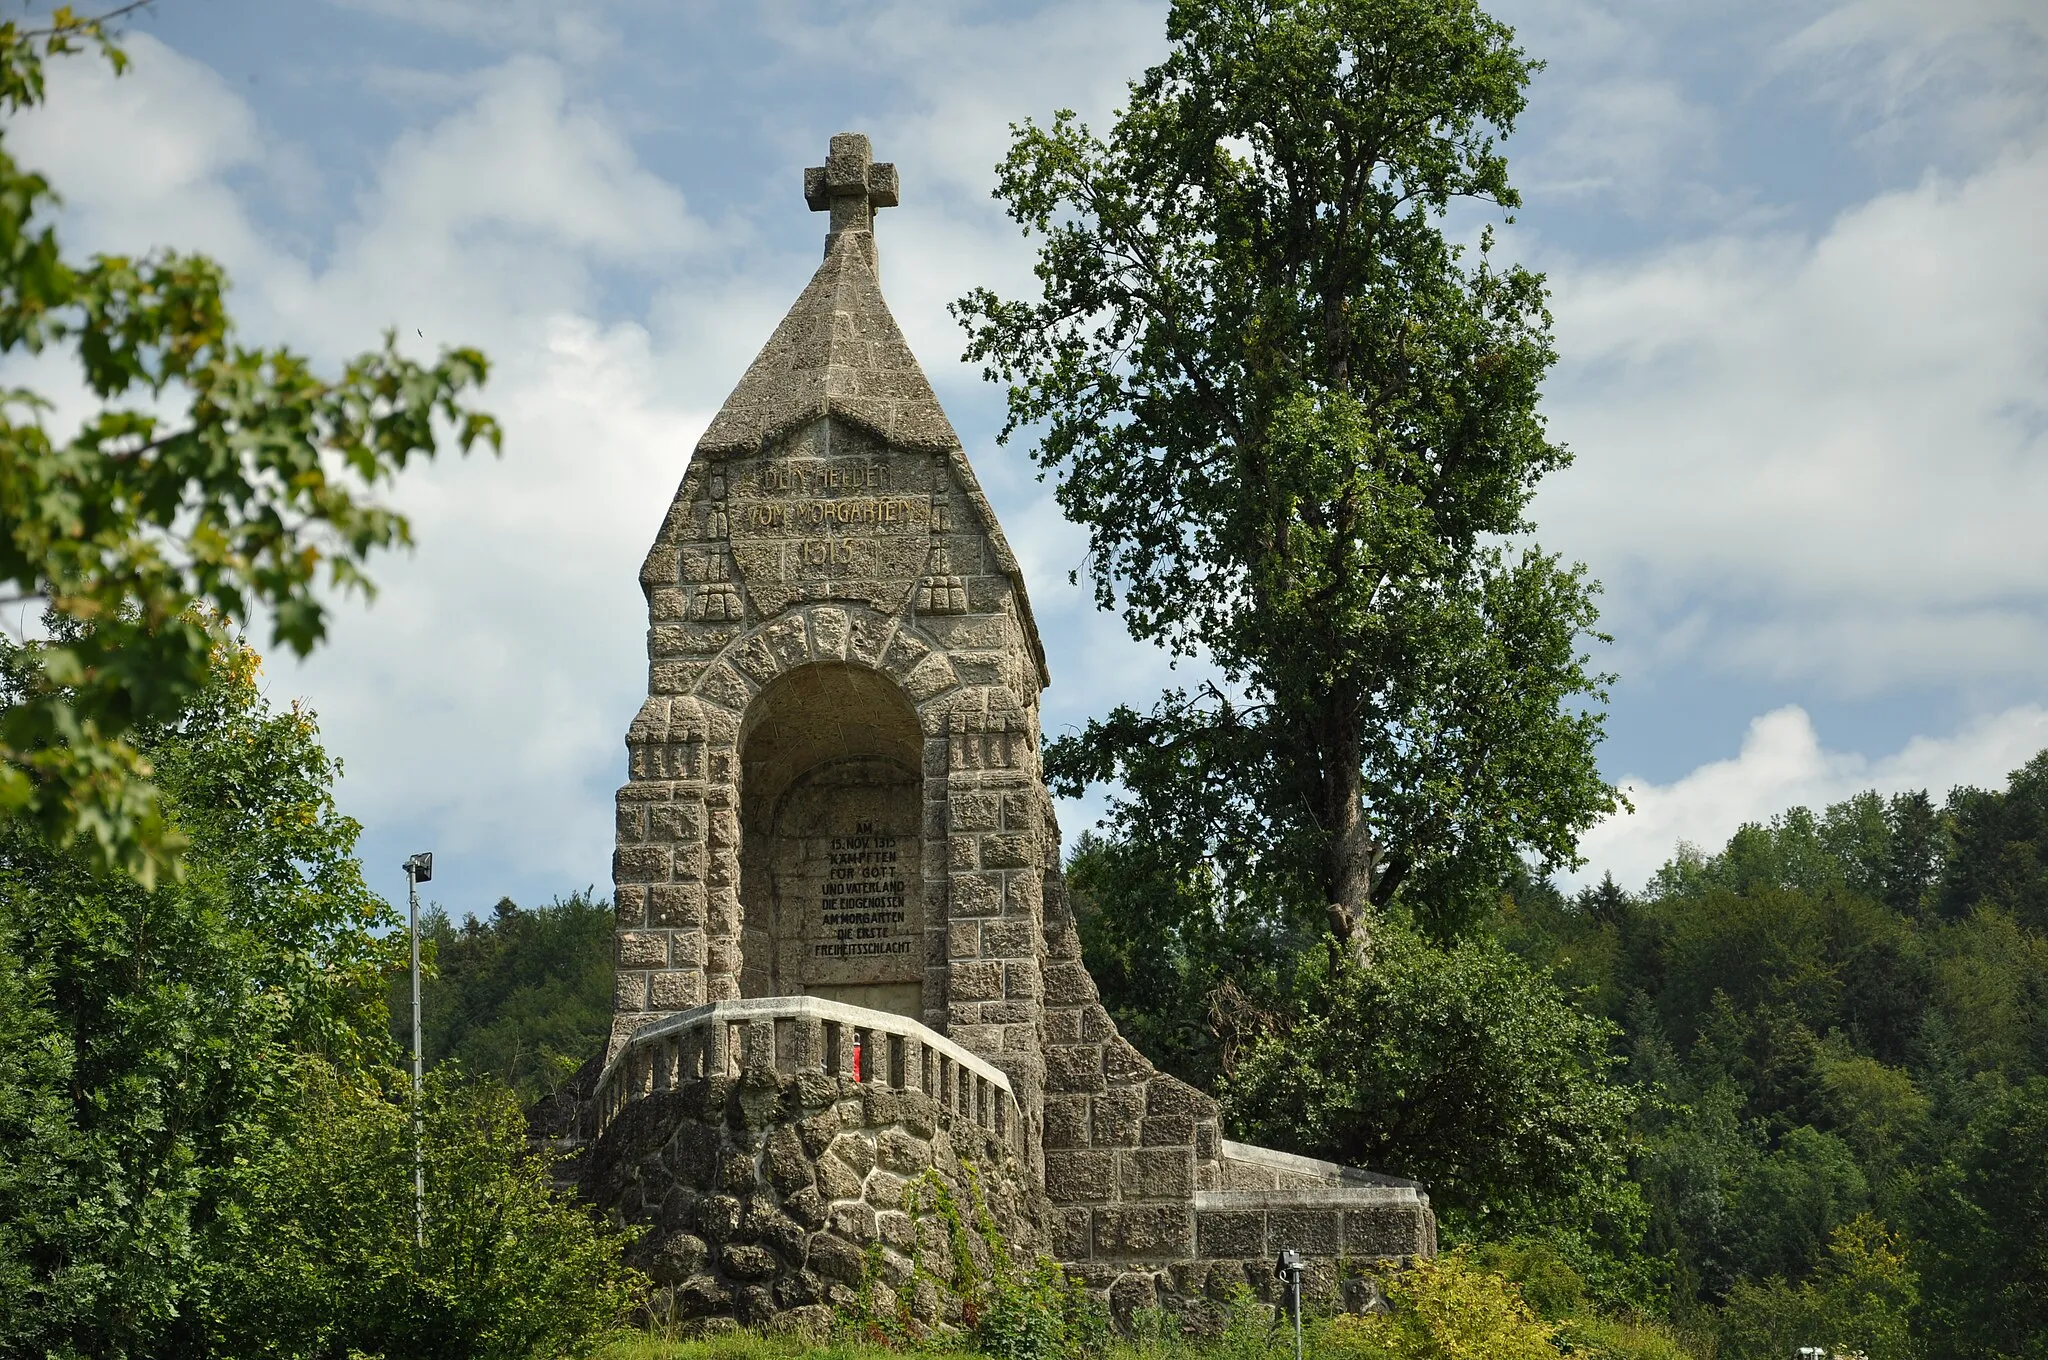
[804,132,898,259]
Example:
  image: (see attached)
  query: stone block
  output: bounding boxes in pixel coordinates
[1042,1009,1082,1045]
[649,802,705,842]
[734,635,780,685]
[828,1133,876,1178]
[1118,1148,1193,1200]
[1103,1042,1151,1086]
[724,1243,779,1281]
[949,960,1003,1001]
[1048,1207,1092,1260]
[816,1152,864,1202]
[614,971,649,1011]
[810,606,849,660]
[1044,1044,1105,1094]
[1141,1115,1195,1148]
[978,833,1034,869]
[785,1186,827,1229]
[1146,1074,1215,1118]
[614,845,671,883]
[980,920,1035,956]
[619,932,670,968]
[1044,963,1095,1006]
[649,969,704,1010]
[695,1194,744,1243]
[829,1199,877,1241]
[1043,1096,1089,1149]
[808,1232,865,1285]
[614,885,647,928]
[1004,961,1042,1000]
[1343,1206,1430,1259]
[698,662,752,711]
[877,1129,933,1174]
[649,1231,710,1286]
[747,1198,808,1260]
[1268,1208,1341,1256]
[651,883,707,927]
[1092,1206,1194,1259]
[1092,1088,1144,1147]
[947,921,981,958]
[1196,1210,1267,1259]
[1044,1150,1115,1204]
[952,791,999,831]
[865,1170,907,1209]
[951,873,1004,917]
[765,1126,812,1196]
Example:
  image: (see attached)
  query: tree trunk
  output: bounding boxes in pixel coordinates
[1320,702,1375,967]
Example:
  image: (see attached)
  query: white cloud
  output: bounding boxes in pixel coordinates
[1536,132,2048,692]
[1575,703,2048,892]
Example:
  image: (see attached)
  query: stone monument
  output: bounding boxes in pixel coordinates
[555,133,1435,1331]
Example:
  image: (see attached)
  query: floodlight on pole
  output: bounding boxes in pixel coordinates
[1275,1250,1305,1360]
[403,851,433,1249]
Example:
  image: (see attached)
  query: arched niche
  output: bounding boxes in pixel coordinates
[738,662,926,1018]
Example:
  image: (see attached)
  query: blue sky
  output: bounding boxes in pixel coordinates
[13,0,2046,915]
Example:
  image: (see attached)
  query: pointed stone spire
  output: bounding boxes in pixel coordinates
[696,133,955,456]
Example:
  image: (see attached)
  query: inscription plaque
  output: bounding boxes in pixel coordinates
[752,755,924,1017]
[726,433,940,615]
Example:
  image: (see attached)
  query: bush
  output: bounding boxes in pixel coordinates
[1310,1251,1558,1360]
[206,1064,642,1359]
[1223,923,1643,1259]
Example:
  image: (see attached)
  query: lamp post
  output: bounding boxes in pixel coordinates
[403,851,433,1249]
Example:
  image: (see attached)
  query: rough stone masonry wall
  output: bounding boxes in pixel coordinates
[611,417,1055,1160]
[586,1064,1043,1332]
[1035,853,1435,1322]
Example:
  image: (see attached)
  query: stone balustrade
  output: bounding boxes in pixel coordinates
[592,995,1019,1146]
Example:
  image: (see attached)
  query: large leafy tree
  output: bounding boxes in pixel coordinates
[958,0,1615,952]
[0,632,399,1354]
[0,6,498,886]
[1222,922,1642,1255]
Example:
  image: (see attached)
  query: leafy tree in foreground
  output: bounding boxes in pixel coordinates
[958,0,1615,953]
[0,633,395,1356]
[0,6,498,885]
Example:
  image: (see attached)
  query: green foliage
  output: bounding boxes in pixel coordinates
[1716,1216,1918,1360]
[205,1064,641,1360]
[0,7,498,885]
[396,892,616,1103]
[0,634,637,1357]
[1311,1251,1558,1360]
[957,0,1615,950]
[1221,921,1642,1256]
[0,634,396,1357]
[1486,754,2048,1357]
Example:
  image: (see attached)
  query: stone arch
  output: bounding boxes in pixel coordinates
[736,661,932,1021]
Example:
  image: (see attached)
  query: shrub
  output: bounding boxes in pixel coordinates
[1310,1251,1556,1360]
[206,1063,642,1359]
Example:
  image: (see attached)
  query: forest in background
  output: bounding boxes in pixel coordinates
[405,751,2048,1360]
